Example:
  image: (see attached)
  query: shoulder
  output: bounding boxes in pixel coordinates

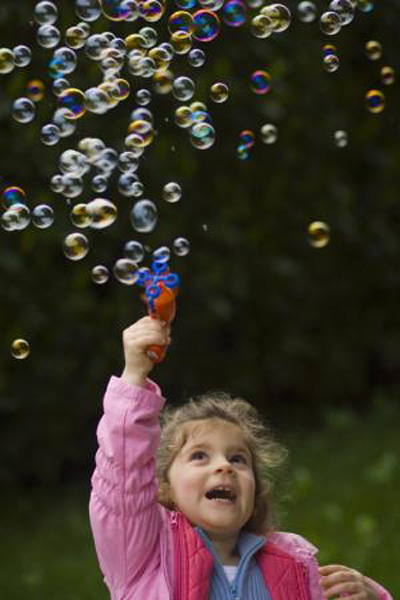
[267,531,319,558]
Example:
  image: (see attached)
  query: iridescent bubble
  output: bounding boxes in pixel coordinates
[239,130,255,148]
[222,0,247,27]
[199,0,224,8]
[308,221,330,248]
[193,9,220,42]
[190,122,216,149]
[381,66,395,86]
[139,0,165,22]
[323,54,340,72]
[12,45,32,68]
[70,203,92,228]
[172,76,195,101]
[170,31,193,54]
[334,129,348,147]
[51,47,78,75]
[328,0,354,25]
[260,3,291,32]
[210,82,229,103]
[163,182,182,203]
[319,11,341,35]
[251,15,273,38]
[0,48,15,74]
[153,245,171,262]
[136,88,152,105]
[126,119,154,147]
[176,0,196,7]
[131,107,154,123]
[65,25,88,49]
[173,237,190,256]
[101,0,131,21]
[86,198,117,229]
[113,258,139,285]
[237,144,251,160]
[168,11,195,33]
[27,79,45,102]
[63,232,90,260]
[297,1,317,23]
[75,0,102,21]
[2,186,26,209]
[250,70,272,95]
[130,199,158,232]
[32,204,54,228]
[37,24,61,48]
[153,69,174,94]
[260,123,278,144]
[174,105,193,128]
[34,1,58,25]
[124,240,145,261]
[12,97,36,123]
[11,339,30,360]
[122,0,140,21]
[365,40,382,60]
[85,87,109,114]
[91,265,109,284]
[52,77,70,96]
[59,88,86,119]
[322,44,337,57]
[365,89,385,114]
[357,0,374,12]
[52,108,77,137]
[188,48,206,67]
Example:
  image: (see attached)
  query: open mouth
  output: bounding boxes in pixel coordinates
[205,488,237,504]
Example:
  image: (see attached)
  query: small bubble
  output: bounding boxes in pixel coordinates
[91,265,109,284]
[11,338,30,360]
[308,221,330,248]
[63,232,90,260]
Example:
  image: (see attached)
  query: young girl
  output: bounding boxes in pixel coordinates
[89,316,392,600]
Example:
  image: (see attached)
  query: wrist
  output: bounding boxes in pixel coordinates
[121,367,150,388]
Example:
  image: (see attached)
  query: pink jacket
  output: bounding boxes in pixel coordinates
[89,376,392,600]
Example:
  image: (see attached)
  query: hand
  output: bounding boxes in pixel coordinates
[319,565,379,600]
[121,316,171,387]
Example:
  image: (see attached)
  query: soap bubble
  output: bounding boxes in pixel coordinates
[118,173,139,196]
[37,24,61,48]
[139,0,165,22]
[59,149,88,176]
[210,82,229,103]
[0,48,15,74]
[153,245,171,262]
[170,31,192,55]
[322,44,338,58]
[222,0,247,27]
[85,33,109,60]
[13,45,32,67]
[308,221,330,248]
[357,0,374,12]
[61,174,84,198]
[323,54,340,72]
[75,0,102,22]
[188,48,206,67]
[260,123,278,144]
[174,105,193,128]
[163,182,182,203]
[7,203,31,230]
[136,88,152,105]
[176,0,196,7]
[50,174,64,193]
[91,174,108,193]
[86,198,117,229]
[365,89,385,114]
[51,47,78,75]
[52,77,70,96]
[261,3,291,32]
[32,204,54,228]
[319,11,341,35]
[70,203,92,228]
[12,97,36,123]
[199,0,224,10]
[2,186,26,209]
[381,66,395,86]
[113,258,139,284]
[118,151,139,173]
[85,87,109,114]
[101,0,131,20]
[34,1,58,24]
[328,0,354,25]
[239,130,255,148]
[168,10,195,33]
[365,40,382,60]
[251,15,273,38]
[334,130,348,147]
[190,122,216,149]
[53,108,77,137]
[11,339,30,360]
[124,240,145,261]
[27,79,45,102]
[173,237,190,256]
[126,119,154,147]
[237,144,251,160]
[172,76,195,100]
[59,88,86,119]
[250,70,272,95]
[65,25,89,49]
[297,1,316,23]
[193,9,220,41]
[130,199,158,232]
[63,232,90,260]
[91,265,109,284]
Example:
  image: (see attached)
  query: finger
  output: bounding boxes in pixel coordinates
[322,580,361,598]
[319,565,352,575]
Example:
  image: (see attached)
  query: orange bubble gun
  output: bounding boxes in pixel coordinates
[136,259,180,363]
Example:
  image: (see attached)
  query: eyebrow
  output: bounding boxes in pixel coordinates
[185,442,251,458]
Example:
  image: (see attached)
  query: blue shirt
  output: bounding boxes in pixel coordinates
[195,527,272,600]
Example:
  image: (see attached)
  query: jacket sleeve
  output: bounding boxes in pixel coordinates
[89,375,166,599]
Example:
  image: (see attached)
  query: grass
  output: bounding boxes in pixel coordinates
[0,392,398,599]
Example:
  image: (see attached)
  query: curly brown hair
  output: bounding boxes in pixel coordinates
[156,391,288,535]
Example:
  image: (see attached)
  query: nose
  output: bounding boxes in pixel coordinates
[215,458,235,474]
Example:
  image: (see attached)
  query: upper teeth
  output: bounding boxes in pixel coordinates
[207,486,236,499]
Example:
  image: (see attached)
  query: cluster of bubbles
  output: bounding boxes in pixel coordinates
[0,0,383,357]
[364,41,395,114]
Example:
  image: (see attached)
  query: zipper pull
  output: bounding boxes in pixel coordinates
[171,510,178,527]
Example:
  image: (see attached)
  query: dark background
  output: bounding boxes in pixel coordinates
[0,2,399,593]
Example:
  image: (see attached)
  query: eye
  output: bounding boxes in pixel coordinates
[190,450,207,460]
[231,454,247,463]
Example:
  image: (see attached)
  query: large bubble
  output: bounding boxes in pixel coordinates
[130,199,158,232]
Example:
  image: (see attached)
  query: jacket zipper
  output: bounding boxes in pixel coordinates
[171,511,183,600]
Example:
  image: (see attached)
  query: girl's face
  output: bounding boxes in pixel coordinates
[168,419,256,540]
